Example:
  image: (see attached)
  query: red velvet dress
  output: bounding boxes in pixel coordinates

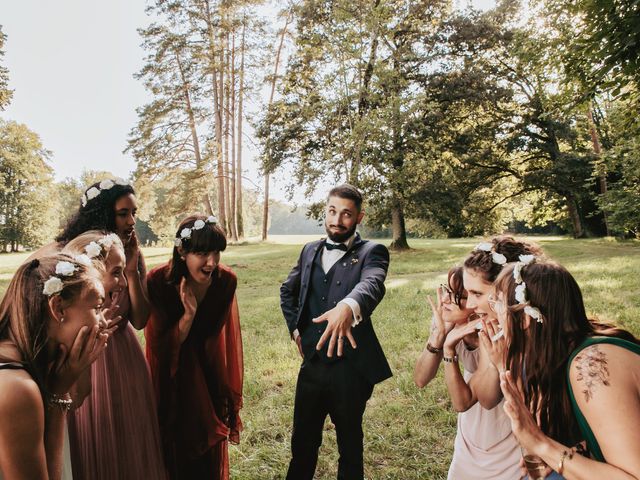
[145,264,243,480]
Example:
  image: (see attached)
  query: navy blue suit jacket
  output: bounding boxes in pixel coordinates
[280,235,392,385]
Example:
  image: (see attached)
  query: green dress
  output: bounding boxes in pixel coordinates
[566,336,640,462]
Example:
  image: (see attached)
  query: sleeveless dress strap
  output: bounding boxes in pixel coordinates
[0,361,25,370]
[566,336,640,462]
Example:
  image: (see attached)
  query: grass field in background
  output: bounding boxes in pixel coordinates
[1,236,639,479]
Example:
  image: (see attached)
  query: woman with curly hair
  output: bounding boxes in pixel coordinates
[145,214,243,479]
[435,236,544,479]
[0,254,108,480]
[495,259,640,479]
[56,181,166,479]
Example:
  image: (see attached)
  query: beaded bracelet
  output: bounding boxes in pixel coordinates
[48,392,73,412]
[442,354,458,363]
[426,342,442,354]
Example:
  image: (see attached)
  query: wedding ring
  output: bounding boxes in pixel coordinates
[491,330,504,342]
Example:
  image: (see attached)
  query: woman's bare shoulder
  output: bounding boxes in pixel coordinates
[569,342,640,404]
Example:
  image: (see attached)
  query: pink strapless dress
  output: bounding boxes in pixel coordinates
[67,290,167,479]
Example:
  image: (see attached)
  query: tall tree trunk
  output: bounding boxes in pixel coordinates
[566,194,584,238]
[262,10,292,241]
[389,194,409,250]
[229,28,238,241]
[175,50,212,215]
[587,105,610,236]
[235,21,246,239]
[351,0,381,182]
[223,29,234,238]
[202,0,227,230]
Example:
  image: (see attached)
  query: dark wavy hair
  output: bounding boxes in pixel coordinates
[327,184,363,211]
[496,260,639,446]
[447,266,466,306]
[463,236,544,282]
[166,214,227,285]
[0,254,101,390]
[56,180,135,244]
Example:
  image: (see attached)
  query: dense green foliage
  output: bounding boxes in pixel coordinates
[256,0,640,243]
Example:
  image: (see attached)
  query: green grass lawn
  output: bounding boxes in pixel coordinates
[2,236,639,479]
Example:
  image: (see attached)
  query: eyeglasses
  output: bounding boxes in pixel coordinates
[439,284,465,306]
[488,293,506,314]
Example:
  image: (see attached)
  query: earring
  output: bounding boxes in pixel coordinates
[60,317,65,323]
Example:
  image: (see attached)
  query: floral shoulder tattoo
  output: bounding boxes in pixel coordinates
[574,345,610,402]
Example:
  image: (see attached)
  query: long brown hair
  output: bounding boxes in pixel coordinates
[496,260,639,445]
[463,236,543,282]
[0,254,99,388]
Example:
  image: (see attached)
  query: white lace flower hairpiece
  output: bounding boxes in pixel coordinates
[84,234,124,259]
[174,216,219,247]
[512,254,543,323]
[81,178,129,207]
[43,260,80,296]
[474,242,507,265]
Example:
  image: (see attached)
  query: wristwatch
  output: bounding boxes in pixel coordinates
[442,354,458,363]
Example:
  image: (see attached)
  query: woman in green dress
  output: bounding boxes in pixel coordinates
[492,257,640,479]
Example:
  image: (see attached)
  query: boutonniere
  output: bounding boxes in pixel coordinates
[350,257,359,265]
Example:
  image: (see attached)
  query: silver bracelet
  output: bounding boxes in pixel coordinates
[48,392,73,411]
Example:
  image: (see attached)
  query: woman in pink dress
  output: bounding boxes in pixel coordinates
[58,179,166,479]
[0,254,108,480]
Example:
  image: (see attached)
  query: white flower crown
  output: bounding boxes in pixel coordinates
[174,216,219,247]
[83,233,123,259]
[43,260,81,296]
[512,254,543,323]
[474,242,507,265]
[81,178,129,207]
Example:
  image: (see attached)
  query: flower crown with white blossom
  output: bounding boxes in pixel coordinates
[474,242,507,265]
[174,216,219,247]
[78,233,124,264]
[42,260,84,297]
[512,255,543,323]
[81,178,130,207]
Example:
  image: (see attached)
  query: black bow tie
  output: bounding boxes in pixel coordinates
[325,242,348,252]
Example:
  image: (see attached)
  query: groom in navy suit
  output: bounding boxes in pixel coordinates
[281,184,392,480]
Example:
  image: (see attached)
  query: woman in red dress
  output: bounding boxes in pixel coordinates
[145,214,243,479]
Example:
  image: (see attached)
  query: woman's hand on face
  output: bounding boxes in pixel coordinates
[443,320,478,355]
[179,277,198,318]
[479,319,506,371]
[49,325,108,395]
[124,230,141,274]
[427,289,454,348]
[99,290,123,332]
[500,370,546,453]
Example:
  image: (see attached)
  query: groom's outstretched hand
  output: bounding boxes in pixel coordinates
[313,303,357,357]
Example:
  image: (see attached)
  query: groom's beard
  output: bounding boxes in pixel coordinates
[326,222,357,243]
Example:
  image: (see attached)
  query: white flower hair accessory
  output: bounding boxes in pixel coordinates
[85,241,102,258]
[512,255,543,323]
[55,261,77,277]
[43,259,83,297]
[80,178,131,208]
[193,219,206,230]
[174,215,219,247]
[474,241,507,266]
[98,233,121,250]
[74,254,93,267]
[43,277,65,296]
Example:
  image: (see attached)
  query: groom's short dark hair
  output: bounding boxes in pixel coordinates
[327,184,363,211]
